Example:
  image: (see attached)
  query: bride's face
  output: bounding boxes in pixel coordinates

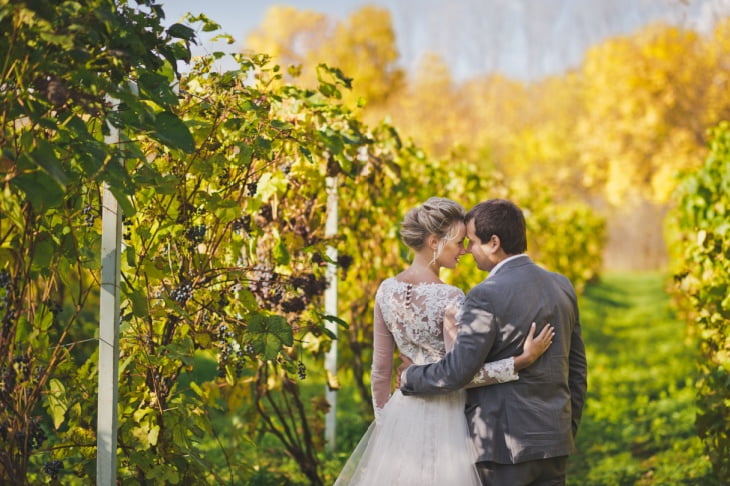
[437,222,467,269]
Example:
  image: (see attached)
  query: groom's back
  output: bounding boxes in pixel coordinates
[465,257,583,464]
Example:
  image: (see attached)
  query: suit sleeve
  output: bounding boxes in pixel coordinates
[443,296,517,388]
[401,285,499,395]
[371,301,395,419]
[568,304,588,437]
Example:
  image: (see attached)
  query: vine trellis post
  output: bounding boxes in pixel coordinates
[324,175,339,451]
[96,119,122,485]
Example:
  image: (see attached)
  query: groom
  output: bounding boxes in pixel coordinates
[401,198,587,485]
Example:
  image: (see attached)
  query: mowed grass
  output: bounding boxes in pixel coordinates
[568,272,719,485]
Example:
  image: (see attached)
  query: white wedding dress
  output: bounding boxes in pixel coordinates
[334,278,518,486]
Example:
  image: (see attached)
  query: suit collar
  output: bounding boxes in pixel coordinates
[488,254,530,278]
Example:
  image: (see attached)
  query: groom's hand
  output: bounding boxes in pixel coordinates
[395,354,413,388]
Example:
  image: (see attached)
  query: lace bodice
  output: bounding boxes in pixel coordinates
[371,278,518,418]
[377,279,460,365]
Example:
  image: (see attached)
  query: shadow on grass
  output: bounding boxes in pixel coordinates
[582,279,631,310]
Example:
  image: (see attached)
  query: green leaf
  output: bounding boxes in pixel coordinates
[125,245,137,268]
[152,112,195,153]
[318,83,341,99]
[248,314,293,360]
[299,146,313,163]
[163,337,195,366]
[128,289,148,318]
[167,23,196,41]
[31,233,53,271]
[236,144,253,166]
[273,239,290,265]
[256,172,288,203]
[12,170,64,209]
[316,63,353,89]
[323,314,349,329]
[138,71,177,107]
[47,379,68,429]
[108,185,136,217]
[148,424,160,447]
[39,310,54,331]
[236,289,259,311]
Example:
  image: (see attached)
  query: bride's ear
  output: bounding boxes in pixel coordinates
[427,234,439,250]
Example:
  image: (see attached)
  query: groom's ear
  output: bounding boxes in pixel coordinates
[489,235,502,252]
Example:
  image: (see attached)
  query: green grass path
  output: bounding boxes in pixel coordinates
[567,272,718,485]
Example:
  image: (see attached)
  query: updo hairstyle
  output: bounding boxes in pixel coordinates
[399,197,466,252]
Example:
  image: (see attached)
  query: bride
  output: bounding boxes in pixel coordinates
[334,197,554,485]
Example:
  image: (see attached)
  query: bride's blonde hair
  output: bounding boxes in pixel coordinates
[399,198,466,254]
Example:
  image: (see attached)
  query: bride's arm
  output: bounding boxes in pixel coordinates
[443,303,553,388]
[371,301,395,419]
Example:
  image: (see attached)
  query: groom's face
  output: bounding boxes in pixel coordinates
[466,219,495,271]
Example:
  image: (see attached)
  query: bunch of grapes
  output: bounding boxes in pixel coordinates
[21,418,47,451]
[248,265,285,306]
[337,254,354,272]
[311,253,325,266]
[170,281,193,304]
[281,297,306,313]
[257,204,273,223]
[13,355,30,382]
[218,292,229,310]
[0,365,16,400]
[297,361,306,380]
[0,269,11,289]
[82,205,96,227]
[45,300,62,324]
[231,216,251,233]
[175,202,196,224]
[217,324,234,341]
[218,167,230,185]
[184,224,207,245]
[0,268,11,312]
[217,340,245,378]
[291,273,328,303]
[42,460,63,480]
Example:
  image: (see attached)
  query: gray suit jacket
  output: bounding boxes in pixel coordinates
[401,255,588,464]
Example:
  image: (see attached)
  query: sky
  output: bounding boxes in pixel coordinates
[159,0,730,81]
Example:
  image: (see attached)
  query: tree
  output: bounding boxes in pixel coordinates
[576,23,709,205]
[245,5,404,112]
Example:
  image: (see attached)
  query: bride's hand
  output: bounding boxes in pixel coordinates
[514,322,555,371]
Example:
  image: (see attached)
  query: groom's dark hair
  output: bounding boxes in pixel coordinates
[466,199,527,254]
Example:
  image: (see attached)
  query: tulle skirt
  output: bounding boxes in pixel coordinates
[334,389,481,486]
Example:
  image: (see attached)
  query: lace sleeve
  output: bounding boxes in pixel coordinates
[371,300,394,420]
[443,292,518,389]
[465,356,518,388]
